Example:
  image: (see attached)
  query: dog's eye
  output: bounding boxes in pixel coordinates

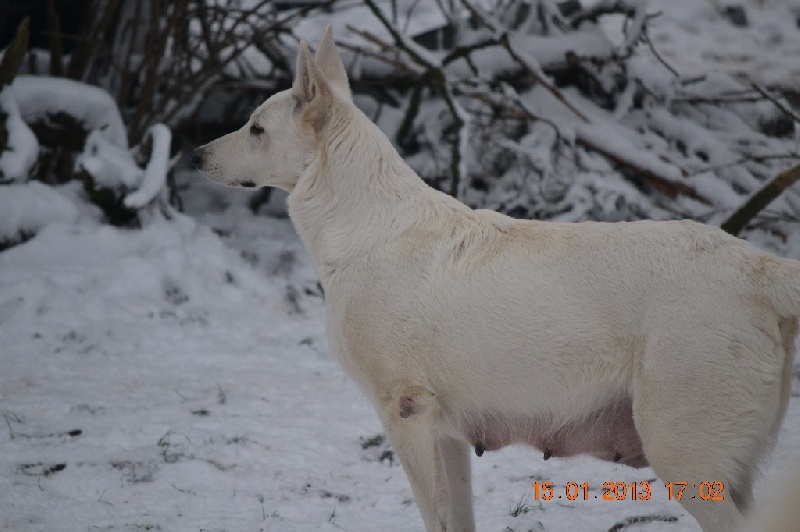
[250,123,264,136]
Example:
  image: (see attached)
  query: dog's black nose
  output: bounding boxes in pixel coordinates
[191,148,204,169]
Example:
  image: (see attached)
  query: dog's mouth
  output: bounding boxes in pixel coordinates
[217,179,257,188]
[198,172,257,189]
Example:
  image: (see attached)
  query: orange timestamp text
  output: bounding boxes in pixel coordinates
[532,481,726,502]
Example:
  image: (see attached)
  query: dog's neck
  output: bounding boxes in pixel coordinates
[287,105,437,287]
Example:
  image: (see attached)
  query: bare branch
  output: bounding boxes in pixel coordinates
[336,41,421,76]
[361,0,438,69]
[722,163,800,235]
[460,0,591,123]
[641,28,679,78]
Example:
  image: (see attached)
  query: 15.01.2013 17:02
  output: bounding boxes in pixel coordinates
[532,481,726,501]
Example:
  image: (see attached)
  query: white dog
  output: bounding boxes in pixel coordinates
[194,27,800,531]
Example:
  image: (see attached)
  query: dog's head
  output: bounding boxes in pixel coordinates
[192,26,351,191]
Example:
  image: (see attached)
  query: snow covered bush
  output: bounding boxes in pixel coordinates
[0,0,335,245]
[0,74,175,228]
[11,1,331,144]
[7,75,128,184]
[12,76,127,151]
[0,85,38,183]
[75,122,174,226]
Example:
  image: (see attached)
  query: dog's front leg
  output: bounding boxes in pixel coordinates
[439,435,475,531]
[378,386,475,532]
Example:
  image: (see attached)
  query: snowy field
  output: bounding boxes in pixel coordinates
[1,173,798,532]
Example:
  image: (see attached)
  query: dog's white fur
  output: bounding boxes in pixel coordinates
[196,27,800,531]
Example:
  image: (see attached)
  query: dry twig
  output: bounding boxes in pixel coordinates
[722,163,800,235]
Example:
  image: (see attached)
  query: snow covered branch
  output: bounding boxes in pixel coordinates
[358,0,472,196]
[2,0,799,240]
[342,0,799,228]
[124,124,172,210]
[460,0,590,123]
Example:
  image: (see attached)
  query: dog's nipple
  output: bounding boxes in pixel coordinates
[474,443,485,457]
[613,452,622,463]
[543,448,553,461]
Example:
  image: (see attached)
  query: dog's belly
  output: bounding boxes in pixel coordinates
[462,397,647,468]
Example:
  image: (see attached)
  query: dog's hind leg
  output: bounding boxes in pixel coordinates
[774,317,798,441]
[633,318,788,531]
[723,317,800,516]
[633,378,747,531]
[378,384,475,532]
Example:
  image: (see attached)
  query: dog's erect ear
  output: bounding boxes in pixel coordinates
[293,40,334,131]
[314,25,350,97]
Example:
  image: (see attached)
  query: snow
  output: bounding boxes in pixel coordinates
[11,76,128,149]
[0,182,79,243]
[124,124,172,209]
[0,174,798,531]
[645,1,800,93]
[452,96,471,199]
[75,130,142,191]
[576,122,684,182]
[0,86,39,182]
[614,0,648,54]
[74,124,173,213]
[463,28,615,82]
[294,1,448,49]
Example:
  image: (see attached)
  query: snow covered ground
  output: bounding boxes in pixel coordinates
[1,172,798,532]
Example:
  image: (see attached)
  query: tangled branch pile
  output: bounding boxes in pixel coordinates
[337,0,800,235]
[1,0,799,244]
